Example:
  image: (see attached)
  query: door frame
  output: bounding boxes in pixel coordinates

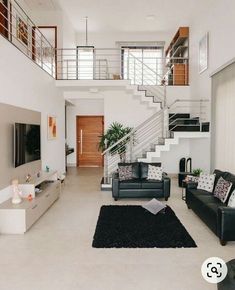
[76,115,104,167]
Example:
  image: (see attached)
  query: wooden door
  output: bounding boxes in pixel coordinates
[0,0,8,38]
[76,116,104,167]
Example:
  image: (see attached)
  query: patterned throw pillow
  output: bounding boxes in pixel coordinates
[228,190,235,208]
[118,165,133,181]
[213,177,232,203]
[147,165,163,181]
[197,174,215,193]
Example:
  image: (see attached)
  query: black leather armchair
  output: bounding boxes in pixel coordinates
[186,169,235,246]
[112,162,171,201]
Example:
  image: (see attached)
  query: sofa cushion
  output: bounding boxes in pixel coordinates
[213,177,232,203]
[140,162,161,179]
[147,165,163,181]
[142,198,166,215]
[223,172,235,196]
[196,194,223,205]
[141,179,163,189]
[118,162,140,179]
[188,188,212,197]
[119,179,142,189]
[228,190,235,208]
[118,165,133,181]
[213,169,225,190]
[197,173,215,193]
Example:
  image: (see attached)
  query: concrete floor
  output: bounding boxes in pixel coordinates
[0,167,234,290]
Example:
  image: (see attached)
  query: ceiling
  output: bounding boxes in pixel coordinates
[25,0,215,33]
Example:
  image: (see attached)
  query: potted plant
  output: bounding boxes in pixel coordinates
[192,168,203,176]
[99,122,133,162]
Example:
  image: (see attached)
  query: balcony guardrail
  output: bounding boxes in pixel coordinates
[0,0,189,86]
[56,48,189,86]
[0,0,56,77]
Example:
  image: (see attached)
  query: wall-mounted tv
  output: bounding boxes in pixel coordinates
[14,123,41,168]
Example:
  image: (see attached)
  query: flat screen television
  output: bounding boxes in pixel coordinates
[14,123,41,168]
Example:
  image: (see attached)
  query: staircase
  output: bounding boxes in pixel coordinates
[102,99,210,185]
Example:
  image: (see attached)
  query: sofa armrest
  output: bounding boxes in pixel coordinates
[217,206,235,241]
[112,172,119,198]
[162,176,171,198]
[186,182,198,190]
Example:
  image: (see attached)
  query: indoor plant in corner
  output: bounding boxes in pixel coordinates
[99,122,133,162]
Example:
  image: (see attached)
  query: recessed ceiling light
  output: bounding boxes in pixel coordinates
[146,15,156,20]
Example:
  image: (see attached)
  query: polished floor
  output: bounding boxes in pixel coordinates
[0,167,234,290]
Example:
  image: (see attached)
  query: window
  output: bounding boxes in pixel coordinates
[122,46,164,85]
[77,46,94,79]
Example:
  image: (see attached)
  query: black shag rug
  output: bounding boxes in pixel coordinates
[92,205,197,248]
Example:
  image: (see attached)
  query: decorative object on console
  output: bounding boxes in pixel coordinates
[11,179,22,204]
[48,116,57,140]
[199,32,208,74]
[147,165,163,181]
[213,177,232,203]
[118,165,133,181]
[142,198,166,215]
[197,173,215,192]
[46,166,50,172]
[228,190,235,208]
[25,174,31,183]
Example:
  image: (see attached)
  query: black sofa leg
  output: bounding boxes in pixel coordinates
[220,239,227,246]
[114,198,118,201]
[165,197,168,201]
[186,204,191,209]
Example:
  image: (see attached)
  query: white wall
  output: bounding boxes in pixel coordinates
[0,36,65,177]
[153,139,191,173]
[189,0,235,173]
[65,89,156,165]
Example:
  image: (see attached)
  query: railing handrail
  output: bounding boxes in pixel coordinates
[56,48,188,60]
[102,109,164,155]
[168,99,210,109]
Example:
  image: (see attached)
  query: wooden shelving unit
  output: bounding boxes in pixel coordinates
[165,27,189,86]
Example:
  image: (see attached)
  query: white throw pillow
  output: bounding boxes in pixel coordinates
[147,165,163,181]
[228,190,235,208]
[197,173,215,193]
[142,198,166,215]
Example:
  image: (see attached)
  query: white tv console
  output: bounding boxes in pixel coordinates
[0,171,61,234]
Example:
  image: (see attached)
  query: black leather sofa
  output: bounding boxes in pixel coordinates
[112,162,171,201]
[186,169,235,246]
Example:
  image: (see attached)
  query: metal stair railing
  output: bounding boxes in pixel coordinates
[102,109,165,183]
[102,98,211,184]
[127,52,166,105]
